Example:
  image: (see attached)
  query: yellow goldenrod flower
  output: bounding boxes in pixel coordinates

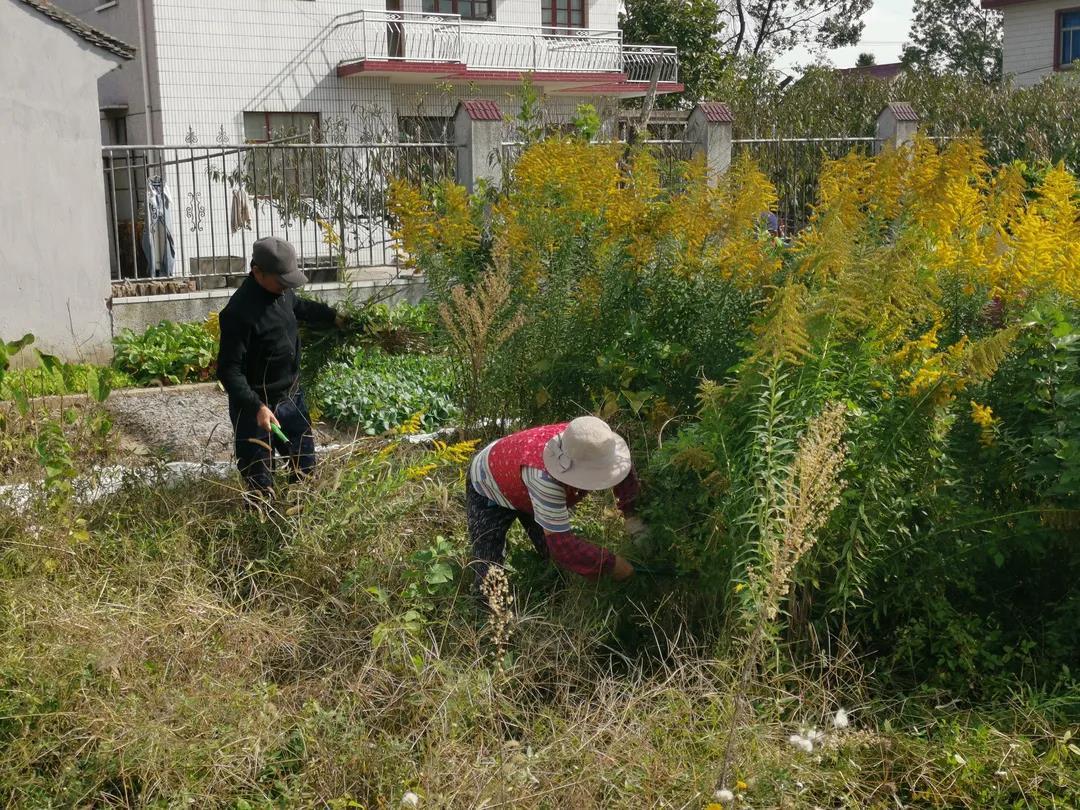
[969,401,995,429]
[970,401,999,446]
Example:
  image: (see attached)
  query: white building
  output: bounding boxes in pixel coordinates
[50,0,680,282]
[1,0,134,363]
[52,0,681,147]
[984,0,1080,87]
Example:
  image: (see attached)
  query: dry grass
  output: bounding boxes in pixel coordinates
[0,446,1076,808]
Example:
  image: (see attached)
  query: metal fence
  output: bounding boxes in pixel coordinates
[103,142,455,283]
[732,137,882,234]
[333,11,678,83]
[498,136,884,230]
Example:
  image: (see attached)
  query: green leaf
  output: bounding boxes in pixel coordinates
[425,562,453,585]
[85,367,112,403]
[35,350,62,375]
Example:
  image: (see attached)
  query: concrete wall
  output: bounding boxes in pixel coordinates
[110,276,427,335]
[51,0,161,144]
[0,1,124,366]
[1001,1,1072,88]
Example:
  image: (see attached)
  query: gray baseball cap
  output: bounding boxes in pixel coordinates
[251,236,308,288]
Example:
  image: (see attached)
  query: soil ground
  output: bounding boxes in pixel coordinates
[105,384,358,462]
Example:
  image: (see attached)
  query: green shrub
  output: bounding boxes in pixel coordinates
[311,348,457,434]
[300,300,438,392]
[112,320,218,386]
[393,136,1080,695]
[0,364,133,400]
[712,64,1080,172]
[0,334,116,485]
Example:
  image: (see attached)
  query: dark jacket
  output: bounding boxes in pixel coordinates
[217,274,336,411]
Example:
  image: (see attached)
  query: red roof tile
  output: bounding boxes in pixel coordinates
[696,102,734,123]
[884,101,919,122]
[458,100,503,121]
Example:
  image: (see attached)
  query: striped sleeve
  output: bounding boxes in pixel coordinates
[521,466,572,534]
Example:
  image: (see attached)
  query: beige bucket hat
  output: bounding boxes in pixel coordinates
[542,416,632,491]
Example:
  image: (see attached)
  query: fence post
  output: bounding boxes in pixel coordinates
[685,102,734,186]
[454,100,504,192]
[876,102,920,151]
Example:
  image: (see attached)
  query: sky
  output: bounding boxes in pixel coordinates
[774,0,916,74]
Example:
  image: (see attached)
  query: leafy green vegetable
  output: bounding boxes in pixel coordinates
[312,348,457,435]
[112,320,217,386]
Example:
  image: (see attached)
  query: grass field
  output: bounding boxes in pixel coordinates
[2,442,1075,808]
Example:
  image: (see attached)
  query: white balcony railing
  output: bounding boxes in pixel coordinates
[335,11,678,83]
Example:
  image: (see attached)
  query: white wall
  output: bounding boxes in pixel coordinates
[0,1,122,365]
[1002,0,1066,87]
[51,0,161,144]
[149,0,623,145]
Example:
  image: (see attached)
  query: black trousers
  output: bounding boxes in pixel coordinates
[229,389,316,494]
[466,474,548,589]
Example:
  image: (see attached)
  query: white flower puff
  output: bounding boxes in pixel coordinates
[715,787,735,803]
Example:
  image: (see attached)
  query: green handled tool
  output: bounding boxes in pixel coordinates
[269,423,290,445]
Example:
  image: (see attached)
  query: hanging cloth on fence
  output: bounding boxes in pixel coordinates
[230,184,253,234]
[141,175,176,277]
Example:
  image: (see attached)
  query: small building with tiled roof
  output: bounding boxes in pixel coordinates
[1,0,135,364]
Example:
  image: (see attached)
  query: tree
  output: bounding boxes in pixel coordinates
[902,0,1002,83]
[855,52,876,67]
[620,0,728,105]
[723,0,874,60]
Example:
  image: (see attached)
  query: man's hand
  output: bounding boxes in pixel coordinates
[256,404,280,433]
[611,555,635,582]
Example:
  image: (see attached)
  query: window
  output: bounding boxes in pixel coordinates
[101,106,128,145]
[423,0,494,20]
[398,115,455,143]
[541,0,585,30]
[242,111,320,143]
[1059,10,1080,69]
[105,116,128,146]
[241,113,324,202]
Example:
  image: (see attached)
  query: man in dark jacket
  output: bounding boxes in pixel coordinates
[217,236,343,495]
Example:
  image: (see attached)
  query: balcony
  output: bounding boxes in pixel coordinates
[334,11,681,97]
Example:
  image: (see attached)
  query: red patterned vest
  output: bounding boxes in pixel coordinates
[485,423,589,515]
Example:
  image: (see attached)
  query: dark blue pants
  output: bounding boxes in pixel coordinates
[466,473,548,591]
[230,389,316,494]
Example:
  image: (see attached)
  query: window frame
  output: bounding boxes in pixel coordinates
[540,0,587,32]
[422,0,495,21]
[242,111,321,144]
[241,112,325,204]
[1055,7,1080,71]
[397,115,455,144]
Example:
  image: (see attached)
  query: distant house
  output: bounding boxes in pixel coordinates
[48,0,682,149]
[45,0,683,283]
[834,62,906,83]
[0,0,135,364]
[983,0,1080,87]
